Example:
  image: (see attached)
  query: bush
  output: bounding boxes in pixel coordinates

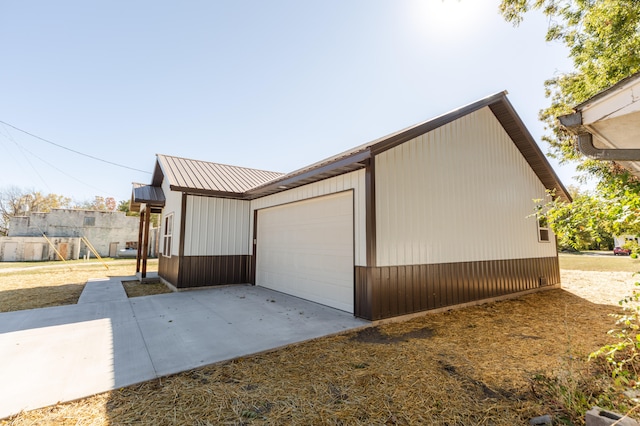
[590,282,640,387]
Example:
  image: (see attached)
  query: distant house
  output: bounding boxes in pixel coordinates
[0,209,143,262]
[614,235,639,248]
[133,92,571,321]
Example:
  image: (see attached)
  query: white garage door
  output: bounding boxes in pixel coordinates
[256,192,354,313]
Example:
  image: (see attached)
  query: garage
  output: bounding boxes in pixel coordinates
[255,191,354,313]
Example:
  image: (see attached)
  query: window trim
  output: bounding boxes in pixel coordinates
[163,213,174,258]
[537,215,551,243]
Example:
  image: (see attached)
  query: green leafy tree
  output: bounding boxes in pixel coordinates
[545,187,613,250]
[500,0,640,180]
[118,199,160,227]
[540,179,640,251]
[117,199,138,216]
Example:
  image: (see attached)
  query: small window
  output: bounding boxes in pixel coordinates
[84,217,95,226]
[163,213,174,257]
[538,215,550,242]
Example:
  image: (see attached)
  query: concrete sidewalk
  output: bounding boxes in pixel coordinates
[0,277,368,419]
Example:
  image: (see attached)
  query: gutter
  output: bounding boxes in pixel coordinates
[558,112,640,161]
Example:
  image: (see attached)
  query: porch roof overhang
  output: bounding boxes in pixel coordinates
[558,72,640,178]
[131,183,165,214]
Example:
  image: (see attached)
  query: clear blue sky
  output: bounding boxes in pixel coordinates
[0,0,578,203]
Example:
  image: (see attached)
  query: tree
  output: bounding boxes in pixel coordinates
[117,199,137,215]
[0,187,72,231]
[118,199,160,227]
[500,0,640,180]
[544,187,610,251]
[77,196,117,211]
[542,179,640,251]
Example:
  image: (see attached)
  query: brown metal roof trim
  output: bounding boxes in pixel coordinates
[487,97,572,202]
[142,92,570,203]
[246,92,571,202]
[245,93,511,198]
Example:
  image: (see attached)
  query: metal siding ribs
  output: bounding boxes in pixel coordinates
[354,256,560,320]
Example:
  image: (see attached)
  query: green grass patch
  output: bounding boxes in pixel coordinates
[559,252,640,272]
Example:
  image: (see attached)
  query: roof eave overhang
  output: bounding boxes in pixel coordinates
[243,149,372,199]
[559,111,640,161]
[488,96,572,203]
[131,183,166,213]
[169,185,246,199]
[140,92,571,204]
[559,72,640,164]
[151,159,164,187]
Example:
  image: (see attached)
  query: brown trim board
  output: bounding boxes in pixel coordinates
[177,255,251,288]
[365,158,376,267]
[178,192,187,260]
[136,212,144,273]
[355,256,560,320]
[159,254,179,287]
[251,209,258,285]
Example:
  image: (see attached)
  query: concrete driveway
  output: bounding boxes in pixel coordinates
[0,277,368,419]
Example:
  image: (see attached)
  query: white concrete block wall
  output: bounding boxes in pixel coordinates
[7,209,139,257]
[0,236,81,261]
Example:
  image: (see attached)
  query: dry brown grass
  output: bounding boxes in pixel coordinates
[2,265,639,425]
[0,259,159,312]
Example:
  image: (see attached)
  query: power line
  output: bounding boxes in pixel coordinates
[0,132,110,195]
[0,126,52,192]
[0,120,151,174]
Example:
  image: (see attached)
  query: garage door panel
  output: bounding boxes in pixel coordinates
[256,192,354,313]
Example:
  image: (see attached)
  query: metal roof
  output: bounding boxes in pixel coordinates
[155,154,284,197]
[139,92,571,203]
[130,183,166,213]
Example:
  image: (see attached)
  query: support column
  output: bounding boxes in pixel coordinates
[141,205,151,279]
[136,211,144,273]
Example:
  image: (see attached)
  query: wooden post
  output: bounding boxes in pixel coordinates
[136,211,144,273]
[141,205,151,279]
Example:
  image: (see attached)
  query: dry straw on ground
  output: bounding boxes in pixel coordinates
[3,267,639,425]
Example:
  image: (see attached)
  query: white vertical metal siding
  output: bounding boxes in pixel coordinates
[160,178,183,257]
[375,106,556,267]
[250,169,366,266]
[183,196,250,256]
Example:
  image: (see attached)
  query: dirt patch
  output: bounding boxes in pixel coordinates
[350,325,434,344]
[121,280,172,298]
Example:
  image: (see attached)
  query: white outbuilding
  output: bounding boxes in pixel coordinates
[133,91,570,320]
